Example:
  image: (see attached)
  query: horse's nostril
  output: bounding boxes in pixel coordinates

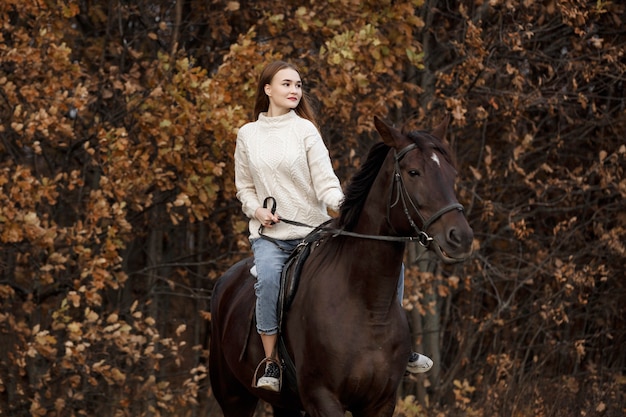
[448,228,462,247]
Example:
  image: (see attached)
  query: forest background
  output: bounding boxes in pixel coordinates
[0,0,624,416]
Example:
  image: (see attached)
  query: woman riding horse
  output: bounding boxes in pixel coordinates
[233,60,433,392]
[210,107,474,416]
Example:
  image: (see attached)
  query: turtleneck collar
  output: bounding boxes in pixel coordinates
[257,110,297,125]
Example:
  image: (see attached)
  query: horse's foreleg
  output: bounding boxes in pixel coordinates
[300,390,345,417]
[272,406,305,417]
[350,398,397,417]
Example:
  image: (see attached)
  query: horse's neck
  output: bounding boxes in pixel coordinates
[346,165,406,310]
[336,238,405,315]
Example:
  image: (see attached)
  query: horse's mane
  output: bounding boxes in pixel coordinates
[336,129,455,232]
[337,142,390,231]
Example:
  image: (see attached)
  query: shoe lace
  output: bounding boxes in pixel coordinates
[265,362,280,378]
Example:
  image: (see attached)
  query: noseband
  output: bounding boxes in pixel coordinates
[387,143,464,247]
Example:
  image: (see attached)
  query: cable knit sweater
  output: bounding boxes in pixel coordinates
[235,110,344,240]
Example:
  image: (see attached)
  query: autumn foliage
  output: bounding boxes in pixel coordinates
[0,0,624,416]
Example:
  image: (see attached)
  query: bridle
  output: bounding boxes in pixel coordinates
[386,143,464,247]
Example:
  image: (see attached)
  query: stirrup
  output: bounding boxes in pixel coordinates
[252,357,282,390]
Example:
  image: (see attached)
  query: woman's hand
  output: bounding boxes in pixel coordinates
[255,207,280,228]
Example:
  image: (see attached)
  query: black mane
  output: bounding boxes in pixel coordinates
[337,142,390,231]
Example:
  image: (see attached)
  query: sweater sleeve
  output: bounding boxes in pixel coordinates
[304,127,344,212]
[234,128,261,219]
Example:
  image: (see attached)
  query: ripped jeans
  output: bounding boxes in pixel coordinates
[251,238,302,335]
[251,237,406,335]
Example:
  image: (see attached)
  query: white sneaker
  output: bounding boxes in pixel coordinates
[406,352,433,374]
[257,362,281,392]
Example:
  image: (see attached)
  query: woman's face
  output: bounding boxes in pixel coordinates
[264,68,302,115]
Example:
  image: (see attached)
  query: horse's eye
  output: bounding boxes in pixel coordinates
[408,169,421,177]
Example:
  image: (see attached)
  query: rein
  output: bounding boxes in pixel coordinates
[259,142,464,249]
[259,200,435,249]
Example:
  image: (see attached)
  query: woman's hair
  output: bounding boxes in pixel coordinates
[253,60,319,129]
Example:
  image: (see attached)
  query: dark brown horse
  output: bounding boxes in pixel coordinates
[209,116,473,417]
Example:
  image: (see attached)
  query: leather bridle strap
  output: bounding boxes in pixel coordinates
[422,203,464,231]
[387,143,464,247]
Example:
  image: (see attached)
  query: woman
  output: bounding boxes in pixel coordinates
[234,61,432,392]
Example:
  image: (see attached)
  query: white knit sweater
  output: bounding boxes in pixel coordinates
[235,110,344,240]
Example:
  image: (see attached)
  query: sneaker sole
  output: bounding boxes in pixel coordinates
[406,360,433,374]
[257,378,280,392]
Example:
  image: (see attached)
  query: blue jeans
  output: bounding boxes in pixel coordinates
[398,263,405,304]
[251,237,407,334]
[251,238,302,335]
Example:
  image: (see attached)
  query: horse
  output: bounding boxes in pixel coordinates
[209,116,474,417]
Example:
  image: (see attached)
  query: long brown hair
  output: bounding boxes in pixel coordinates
[253,61,319,129]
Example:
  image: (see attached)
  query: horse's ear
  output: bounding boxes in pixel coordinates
[374,116,410,147]
[431,114,450,141]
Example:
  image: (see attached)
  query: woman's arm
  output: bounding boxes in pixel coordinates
[305,130,344,211]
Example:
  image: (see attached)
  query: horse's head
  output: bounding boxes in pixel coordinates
[374,116,474,263]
